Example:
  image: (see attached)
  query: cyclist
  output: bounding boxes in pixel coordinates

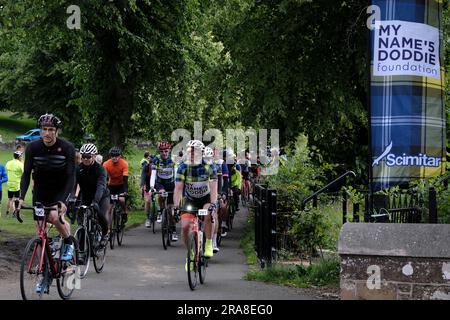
[75,143,110,245]
[103,147,129,224]
[140,151,151,168]
[141,152,153,228]
[17,114,76,270]
[173,140,218,269]
[238,152,251,203]
[210,147,230,251]
[149,140,178,241]
[230,162,242,212]
[5,151,23,217]
[202,146,220,252]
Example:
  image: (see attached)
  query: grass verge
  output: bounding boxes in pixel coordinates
[240,208,340,289]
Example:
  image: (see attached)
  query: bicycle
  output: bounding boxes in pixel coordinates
[15,202,80,300]
[241,176,251,206]
[73,201,107,277]
[179,205,212,291]
[227,189,236,231]
[147,188,158,234]
[159,191,178,250]
[109,193,127,249]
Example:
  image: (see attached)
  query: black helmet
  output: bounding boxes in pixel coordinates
[109,146,121,157]
[37,113,62,128]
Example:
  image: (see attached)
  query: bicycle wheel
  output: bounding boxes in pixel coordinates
[217,226,222,247]
[117,209,125,246]
[93,224,107,273]
[110,207,118,250]
[57,236,79,300]
[20,237,50,300]
[199,232,207,284]
[161,208,170,250]
[74,226,91,279]
[151,201,157,234]
[187,232,198,290]
[228,202,235,230]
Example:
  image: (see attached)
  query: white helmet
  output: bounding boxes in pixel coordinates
[80,143,98,155]
[203,146,214,158]
[186,139,205,151]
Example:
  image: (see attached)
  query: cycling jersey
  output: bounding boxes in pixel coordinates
[231,169,242,189]
[152,155,175,190]
[213,159,229,194]
[103,158,129,186]
[5,159,24,192]
[0,164,7,193]
[76,161,109,205]
[20,138,76,205]
[176,162,217,200]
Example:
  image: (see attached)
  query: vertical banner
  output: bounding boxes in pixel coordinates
[370,0,446,191]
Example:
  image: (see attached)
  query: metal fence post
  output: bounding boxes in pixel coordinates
[268,189,277,266]
[342,190,347,224]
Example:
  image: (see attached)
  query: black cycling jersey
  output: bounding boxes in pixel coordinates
[77,161,109,205]
[20,138,76,205]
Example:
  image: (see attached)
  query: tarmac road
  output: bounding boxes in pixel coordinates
[0,206,318,300]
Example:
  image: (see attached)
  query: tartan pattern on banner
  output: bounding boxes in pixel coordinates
[370,0,446,191]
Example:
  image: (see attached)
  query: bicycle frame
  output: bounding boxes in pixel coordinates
[21,206,63,278]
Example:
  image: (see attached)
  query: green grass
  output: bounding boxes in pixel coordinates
[244,259,340,289]
[239,211,258,265]
[0,111,35,143]
[240,206,340,289]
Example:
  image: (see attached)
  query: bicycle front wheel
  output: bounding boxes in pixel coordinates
[74,226,91,279]
[57,236,79,300]
[161,209,170,250]
[199,232,207,285]
[20,237,50,300]
[187,232,198,291]
[93,224,107,273]
[110,208,118,250]
[117,212,125,246]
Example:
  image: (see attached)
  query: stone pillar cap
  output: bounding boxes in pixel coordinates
[338,223,450,258]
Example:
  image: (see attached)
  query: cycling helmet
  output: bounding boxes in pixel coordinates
[13,151,22,159]
[80,143,98,155]
[203,146,214,158]
[186,140,205,151]
[109,146,122,157]
[37,113,62,128]
[158,140,171,151]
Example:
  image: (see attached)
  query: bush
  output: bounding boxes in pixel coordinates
[289,207,329,259]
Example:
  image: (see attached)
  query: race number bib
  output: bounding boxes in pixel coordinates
[198,209,208,216]
[157,168,174,180]
[35,208,45,217]
[185,182,210,198]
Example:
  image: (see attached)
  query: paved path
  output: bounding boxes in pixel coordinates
[0,207,318,300]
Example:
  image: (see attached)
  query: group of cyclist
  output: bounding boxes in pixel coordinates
[15,112,267,293]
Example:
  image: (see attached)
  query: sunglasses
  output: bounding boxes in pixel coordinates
[81,154,93,159]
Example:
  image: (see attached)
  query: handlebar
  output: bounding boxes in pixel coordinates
[14,201,64,224]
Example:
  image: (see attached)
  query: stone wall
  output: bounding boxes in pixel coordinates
[338,223,450,300]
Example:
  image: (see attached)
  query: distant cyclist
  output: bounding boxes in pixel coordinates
[17,114,76,267]
[148,140,178,241]
[103,147,129,224]
[75,143,110,245]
